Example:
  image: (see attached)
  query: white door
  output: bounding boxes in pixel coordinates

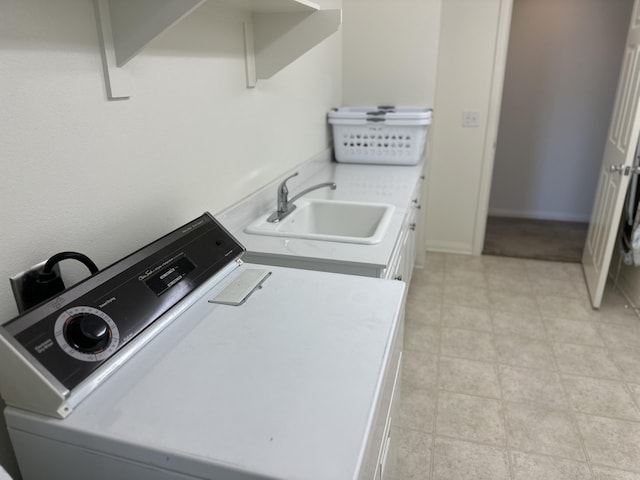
[583,0,640,308]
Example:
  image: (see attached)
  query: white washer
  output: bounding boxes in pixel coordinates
[0,214,405,480]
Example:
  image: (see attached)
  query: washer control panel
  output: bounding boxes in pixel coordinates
[2,213,245,391]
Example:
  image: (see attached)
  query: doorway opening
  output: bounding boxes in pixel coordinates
[482,0,633,263]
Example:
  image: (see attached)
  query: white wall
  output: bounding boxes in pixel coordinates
[424,0,507,253]
[489,0,632,222]
[341,0,441,107]
[341,0,441,265]
[0,0,342,477]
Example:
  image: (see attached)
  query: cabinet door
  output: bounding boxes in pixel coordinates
[378,351,402,480]
[405,205,418,283]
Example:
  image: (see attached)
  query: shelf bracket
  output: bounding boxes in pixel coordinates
[94,0,130,100]
[246,9,341,87]
[94,0,206,100]
[244,21,257,89]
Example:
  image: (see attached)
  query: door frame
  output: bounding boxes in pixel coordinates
[471,0,514,255]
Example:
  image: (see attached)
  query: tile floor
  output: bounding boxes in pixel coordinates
[396,253,640,480]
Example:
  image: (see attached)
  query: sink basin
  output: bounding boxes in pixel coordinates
[244,199,395,244]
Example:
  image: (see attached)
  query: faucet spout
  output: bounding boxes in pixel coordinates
[267,173,337,223]
[288,182,337,205]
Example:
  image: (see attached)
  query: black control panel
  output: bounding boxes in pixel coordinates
[3,213,245,390]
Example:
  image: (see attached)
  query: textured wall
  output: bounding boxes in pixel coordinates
[341,0,441,107]
[0,0,342,476]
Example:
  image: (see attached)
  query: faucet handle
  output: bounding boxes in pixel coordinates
[279,172,299,191]
[277,172,299,213]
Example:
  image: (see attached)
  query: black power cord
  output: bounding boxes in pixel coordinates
[19,252,99,313]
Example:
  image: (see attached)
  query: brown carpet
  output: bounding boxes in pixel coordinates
[483,216,589,263]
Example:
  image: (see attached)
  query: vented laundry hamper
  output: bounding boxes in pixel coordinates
[328,106,432,165]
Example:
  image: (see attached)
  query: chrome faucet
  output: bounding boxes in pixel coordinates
[267,172,337,223]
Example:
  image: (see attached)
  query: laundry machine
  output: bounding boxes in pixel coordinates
[0,213,405,480]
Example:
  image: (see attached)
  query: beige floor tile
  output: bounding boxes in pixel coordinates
[597,323,640,350]
[404,320,439,353]
[482,254,528,272]
[441,305,492,332]
[610,348,640,384]
[402,255,640,477]
[436,392,505,445]
[443,284,491,308]
[444,268,488,289]
[492,311,547,340]
[409,291,443,305]
[411,267,444,290]
[628,384,640,410]
[525,260,572,280]
[402,350,438,390]
[536,295,593,321]
[433,437,510,480]
[397,383,436,433]
[489,290,539,314]
[394,427,432,480]
[511,451,593,480]
[411,268,444,287]
[408,281,444,303]
[438,356,500,398]
[440,327,497,362]
[561,375,640,421]
[405,299,442,326]
[529,275,585,299]
[543,317,604,346]
[593,466,640,480]
[495,334,556,370]
[445,253,485,272]
[499,365,568,409]
[411,267,444,284]
[505,402,585,461]
[553,343,622,380]
[570,282,593,304]
[577,414,640,471]
[486,269,533,294]
[422,252,446,273]
[562,262,584,279]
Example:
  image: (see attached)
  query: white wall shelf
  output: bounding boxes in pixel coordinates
[94,0,341,99]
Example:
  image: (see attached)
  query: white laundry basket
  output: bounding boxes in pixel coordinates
[328,106,432,165]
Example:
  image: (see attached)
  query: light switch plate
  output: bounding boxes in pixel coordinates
[463,111,480,128]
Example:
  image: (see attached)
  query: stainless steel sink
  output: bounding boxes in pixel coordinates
[244,199,395,244]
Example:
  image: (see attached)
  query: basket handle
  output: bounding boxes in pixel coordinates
[366,110,387,122]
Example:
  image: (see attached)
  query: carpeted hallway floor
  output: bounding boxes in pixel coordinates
[483,216,589,263]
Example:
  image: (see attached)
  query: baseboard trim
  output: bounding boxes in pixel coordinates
[488,208,590,223]
[425,241,474,255]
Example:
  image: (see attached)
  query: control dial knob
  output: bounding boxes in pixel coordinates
[65,314,110,353]
[54,306,119,362]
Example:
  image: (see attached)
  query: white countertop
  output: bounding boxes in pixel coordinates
[218,155,424,272]
[7,265,406,480]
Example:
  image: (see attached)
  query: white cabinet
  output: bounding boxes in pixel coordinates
[383,176,423,283]
[94,0,341,99]
[359,308,404,480]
